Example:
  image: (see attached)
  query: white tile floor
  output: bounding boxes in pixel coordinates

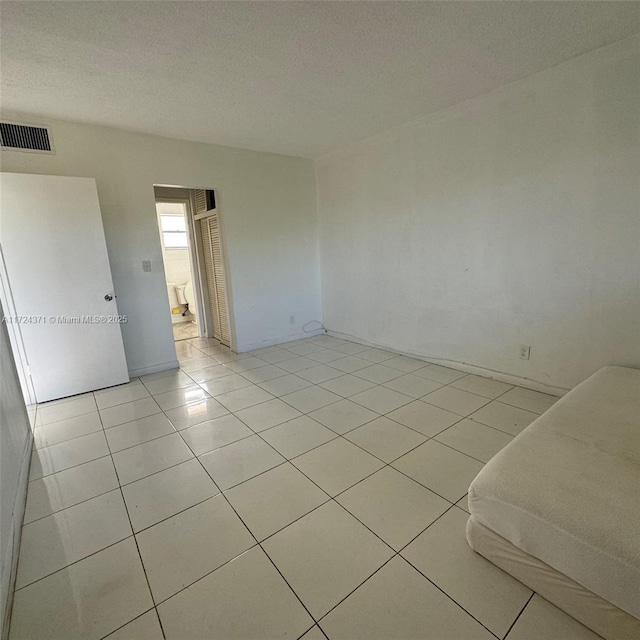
[10,335,601,640]
[172,320,199,341]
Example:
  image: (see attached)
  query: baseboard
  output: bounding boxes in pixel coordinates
[128,360,180,378]
[326,330,570,397]
[237,328,326,353]
[1,431,33,640]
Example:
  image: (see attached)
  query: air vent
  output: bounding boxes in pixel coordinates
[0,122,54,153]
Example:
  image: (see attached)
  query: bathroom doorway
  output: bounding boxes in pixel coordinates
[154,185,232,348]
[154,190,200,342]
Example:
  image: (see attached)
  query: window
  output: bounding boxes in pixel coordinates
[160,214,188,249]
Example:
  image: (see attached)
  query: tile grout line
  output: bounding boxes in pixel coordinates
[149,545,262,608]
[429,434,505,466]
[98,607,158,640]
[94,405,169,640]
[467,413,537,437]
[501,592,535,640]
[27,435,110,482]
[32,406,98,429]
[22,472,119,526]
[12,535,138,594]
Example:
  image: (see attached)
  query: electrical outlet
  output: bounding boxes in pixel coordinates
[519,344,531,360]
[142,260,152,272]
[289,315,295,325]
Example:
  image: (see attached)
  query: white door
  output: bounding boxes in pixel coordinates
[0,173,129,402]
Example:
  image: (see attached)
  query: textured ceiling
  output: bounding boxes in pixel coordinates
[1,1,639,158]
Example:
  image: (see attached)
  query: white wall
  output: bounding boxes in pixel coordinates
[0,299,32,638]
[0,120,322,374]
[317,36,640,391]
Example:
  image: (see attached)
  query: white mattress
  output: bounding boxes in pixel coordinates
[468,366,640,620]
[467,516,640,640]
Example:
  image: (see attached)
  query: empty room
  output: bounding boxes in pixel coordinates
[0,2,639,639]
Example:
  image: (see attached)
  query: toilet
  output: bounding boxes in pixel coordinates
[174,281,195,316]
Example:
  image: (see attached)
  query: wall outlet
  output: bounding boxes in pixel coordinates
[142,260,152,272]
[289,315,295,325]
[519,344,531,360]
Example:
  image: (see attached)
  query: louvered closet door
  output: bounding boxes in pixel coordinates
[195,188,207,215]
[201,214,230,345]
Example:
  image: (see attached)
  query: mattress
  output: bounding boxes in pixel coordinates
[466,516,640,640]
[468,366,640,620]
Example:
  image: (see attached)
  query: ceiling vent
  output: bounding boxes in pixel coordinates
[0,122,54,153]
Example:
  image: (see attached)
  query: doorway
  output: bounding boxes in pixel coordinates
[155,198,199,341]
[154,185,232,348]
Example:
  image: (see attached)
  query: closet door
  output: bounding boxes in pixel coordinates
[200,213,230,345]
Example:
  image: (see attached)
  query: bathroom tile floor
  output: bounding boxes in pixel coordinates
[10,335,601,640]
[172,320,199,341]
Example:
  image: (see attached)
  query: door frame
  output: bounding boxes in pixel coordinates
[0,245,37,405]
[153,185,237,351]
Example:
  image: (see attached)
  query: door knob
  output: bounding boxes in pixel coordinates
[104,294,113,301]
